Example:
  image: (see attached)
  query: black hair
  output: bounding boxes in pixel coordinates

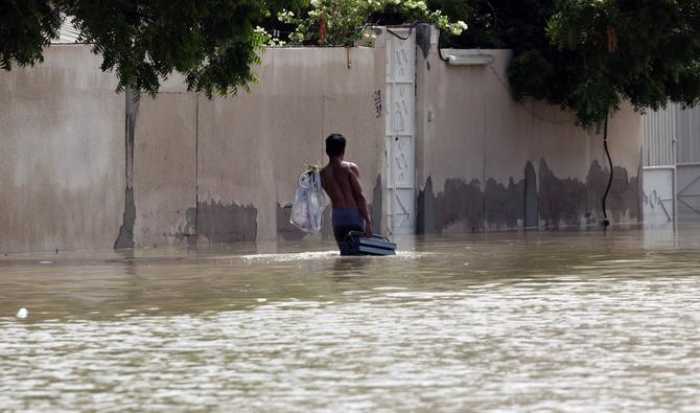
[325,133,346,157]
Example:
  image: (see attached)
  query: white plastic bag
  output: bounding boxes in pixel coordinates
[290,168,328,233]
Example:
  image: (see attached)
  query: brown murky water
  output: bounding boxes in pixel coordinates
[2,229,700,412]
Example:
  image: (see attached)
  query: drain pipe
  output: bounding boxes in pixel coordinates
[601,111,613,229]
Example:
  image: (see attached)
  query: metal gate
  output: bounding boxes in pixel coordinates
[642,105,677,227]
[675,108,700,222]
[642,104,700,225]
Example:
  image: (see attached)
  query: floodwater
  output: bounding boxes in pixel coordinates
[2,228,700,412]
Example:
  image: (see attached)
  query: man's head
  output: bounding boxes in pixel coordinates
[325,133,346,159]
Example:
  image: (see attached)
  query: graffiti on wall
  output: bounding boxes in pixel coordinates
[373,90,382,118]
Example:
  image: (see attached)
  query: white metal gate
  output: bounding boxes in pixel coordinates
[383,28,416,235]
[642,106,677,227]
[676,108,700,222]
[642,104,700,225]
[643,167,675,226]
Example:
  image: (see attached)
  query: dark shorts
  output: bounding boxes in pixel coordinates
[332,208,364,255]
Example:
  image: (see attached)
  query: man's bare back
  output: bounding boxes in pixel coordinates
[321,134,373,254]
[320,161,360,209]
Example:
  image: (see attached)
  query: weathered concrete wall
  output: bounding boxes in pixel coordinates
[1,35,644,253]
[414,26,642,233]
[0,45,384,253]
[0,46,125,253]
[133,92,198,247]
[131,47,385,248]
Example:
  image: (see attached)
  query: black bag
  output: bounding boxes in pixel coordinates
[346,231,397,256]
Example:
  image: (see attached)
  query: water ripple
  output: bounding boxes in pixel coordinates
[2,230,700,411]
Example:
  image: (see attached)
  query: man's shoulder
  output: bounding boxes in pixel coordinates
[342,161,360,177]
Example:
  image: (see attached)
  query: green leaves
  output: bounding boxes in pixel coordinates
[2,0,306,96]
[58,0,269,96]
[4,0,699,118]
[509,0,700,128]
[0,1,61,70]
[440,0,700,128]
[265,0,467,47]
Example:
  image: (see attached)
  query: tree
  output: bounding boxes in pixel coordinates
[543,1,700,225]
[268,0,467,47]
[0,1,62,71]
[1,0,305,96]
[449,0,700,224]
[510,0,700,128]
[430,0,700,127]
[434,1,699,224]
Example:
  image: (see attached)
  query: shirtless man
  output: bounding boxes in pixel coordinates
[320,133,373,255]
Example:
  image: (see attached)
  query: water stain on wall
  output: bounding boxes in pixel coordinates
[277,203,306,241]
[484,177,525,229]
[524,162,539,228]
[538,160,589,228]
[186,201,257,243]
[418,159,640,233]
[371,175,383,232]
[114,187,136,249]
[539,159,640,228]
[114,89,140,250]
[275,205,337,241]
[417,177,484,233]
[415,23,433,60]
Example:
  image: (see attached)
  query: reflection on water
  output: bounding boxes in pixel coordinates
[3,229,700,412]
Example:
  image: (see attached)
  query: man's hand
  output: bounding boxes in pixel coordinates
[365,220,373,237]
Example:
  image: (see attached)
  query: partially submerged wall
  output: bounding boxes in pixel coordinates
[0,46,125,253]
[130,47,384,248]
[0,34,643,253]
[0,45,384,252]
[414,26,642,233]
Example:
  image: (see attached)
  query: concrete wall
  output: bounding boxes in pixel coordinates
[0,34,644,253]
[0,45,383,253]
[105,46,385,249]
[0,46,125,253]
[414,26,642,233]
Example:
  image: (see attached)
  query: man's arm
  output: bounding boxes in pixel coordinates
[347,162,360,178]
[348,169,373,235]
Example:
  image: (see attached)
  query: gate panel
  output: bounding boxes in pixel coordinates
[642,168,675,227]
[677,164,700,223]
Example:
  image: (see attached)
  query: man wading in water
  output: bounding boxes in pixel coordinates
[320,133,373,255]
